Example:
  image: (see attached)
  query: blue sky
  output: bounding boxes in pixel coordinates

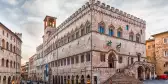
[0,0,168,65]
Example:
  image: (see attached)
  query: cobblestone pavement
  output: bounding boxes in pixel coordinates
[143,80,168,84]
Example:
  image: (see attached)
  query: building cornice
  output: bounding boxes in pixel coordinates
[0,22,22,42]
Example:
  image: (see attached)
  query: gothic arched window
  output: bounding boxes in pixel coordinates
[108,24,115,36]
[117,27,122,38]
[98,21,105,34]
[129,31,134,41]
[136,33,141,43]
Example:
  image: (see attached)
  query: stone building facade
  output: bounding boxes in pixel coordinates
[0,23,22,84]
[21,62,29,81]
[35,0,154,84]
[28,54,37,81]
[146,31,168,75]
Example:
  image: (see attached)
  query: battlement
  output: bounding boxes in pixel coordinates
[93,0,146,24]
[56,0,146,31]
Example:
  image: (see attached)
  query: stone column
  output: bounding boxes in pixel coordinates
[149,71,152,80]
[143,71,146,80]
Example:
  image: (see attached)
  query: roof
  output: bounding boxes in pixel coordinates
[146,39,155,42]
[0,22,22,42]
[152,31,168,37]
[43,15,57,21]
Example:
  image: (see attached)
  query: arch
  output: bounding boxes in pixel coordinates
[2,39,5,48]
[2,58,4,66]
[64,76,66,84]
[108,24,115,29]
[76,75,79,84]
[137,66,145,80]
[117,27,123,38]
[71,75,74,84]
[6,59,9,67]
[98,21,105,34]
[108,52,117,68]
[61,76,63,84]
[67,75,70,84]
[87,75,91,84]
[81,75,85,84]
[55,76,57,84]
[98,21,105,27]
[145,66,151,80]
[8,76,11,84]
[3,76,6,84]
[58,76,60,84]
[53,75,55,84]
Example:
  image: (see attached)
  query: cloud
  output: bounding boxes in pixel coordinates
[0,0,168,64]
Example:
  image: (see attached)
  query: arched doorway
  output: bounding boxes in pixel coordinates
[145,67,151,80]
[53,75,54,84]
[87,75,90,84]
[8,76,11,84]
[137,66,144,80]
[3,76,6,84]
[108,53,116,68]
[61,76,63,84]
[55,76,57,84]
[71,75,74,84]
[67,76,70,84]
[81,75,85,84]
[76,75,79,84]
[64,76,66,84]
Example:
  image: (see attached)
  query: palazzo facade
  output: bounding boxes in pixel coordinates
[0,23,22,84]
[35,0,155,84]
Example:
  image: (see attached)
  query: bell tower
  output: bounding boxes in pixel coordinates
[44,16,57,29]
[43,16,57,43]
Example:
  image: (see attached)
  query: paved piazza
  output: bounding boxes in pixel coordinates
[143,80,168,84]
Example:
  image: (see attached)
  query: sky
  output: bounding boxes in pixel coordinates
[0,0,168,65]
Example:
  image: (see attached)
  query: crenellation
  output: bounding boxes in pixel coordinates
[82,5,86,10]
[78,8,82,13]
[86,2,90,7]
[115,8,119,14]
[110,7,115,12]
[123,12,127,16]
[96,1,100,6]
[119,10,123,15]
[106,5,110,10]
[101,3,105,8]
